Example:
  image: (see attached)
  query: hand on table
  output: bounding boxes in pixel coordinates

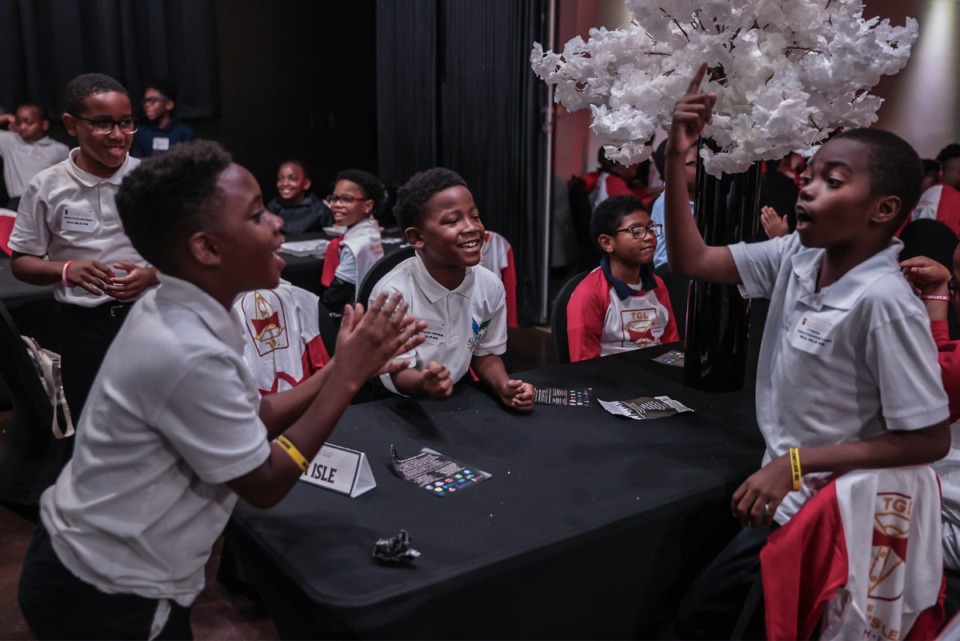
[421,361,453,399]
[499,379,534,413]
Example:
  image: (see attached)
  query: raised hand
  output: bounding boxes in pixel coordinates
[336,291,426,383]
[760,206,789,238]
[666,62,717,156]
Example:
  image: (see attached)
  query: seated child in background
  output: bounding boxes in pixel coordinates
[901,248,960,577]
[130,79,195,158]
[371,167,534,411]
[566,194,677,362]
[0,103,70,209]
[267,159,333,234]
[320,169,385,312]
[17,140,423,640]
[8,73,159,422]
[234,279,333,395]
[665,64,950,639]
[479,229,518,328]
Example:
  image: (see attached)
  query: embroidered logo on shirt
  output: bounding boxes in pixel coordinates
[243,290,289,356]
[620,308,658,347]
[467,317,491,349]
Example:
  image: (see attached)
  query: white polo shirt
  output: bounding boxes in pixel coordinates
[40,274,271,606]
[0,130,69,198]
[370,253,507,394]
[8,149,147,306]
[729,233,949,524]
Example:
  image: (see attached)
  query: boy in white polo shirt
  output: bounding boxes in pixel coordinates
[17,140,423,640]
[8,73,159,422]
[566,193,678,361]
[371,167,534,411]
[666,64,951,639]
[0,103,69,208]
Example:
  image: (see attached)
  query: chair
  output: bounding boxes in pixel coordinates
[0,298,73,520]
[550,271,589,364]
[355,245,415,307]
[0,209,16,256]
[568,177,602,273]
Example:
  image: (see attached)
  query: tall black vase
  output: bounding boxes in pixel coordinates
[683,145,761,392]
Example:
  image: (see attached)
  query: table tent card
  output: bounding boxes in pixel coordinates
[599,395,694,421]
[300,443,376,497]
[391,446,491,497]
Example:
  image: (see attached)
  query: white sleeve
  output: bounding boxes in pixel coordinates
[8,180,51,256]
[333,246,358,284]
[729,233,796,300]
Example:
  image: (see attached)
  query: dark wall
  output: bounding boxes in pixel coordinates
[192,0,378,200]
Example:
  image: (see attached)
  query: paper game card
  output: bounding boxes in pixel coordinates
[599,395,694,421]
[391,446,491,497]
[652,350,685,367]
[534,387,592,407]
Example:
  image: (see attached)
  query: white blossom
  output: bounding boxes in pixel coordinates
[531,0,918,177]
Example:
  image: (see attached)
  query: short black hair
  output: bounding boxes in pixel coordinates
[832,128,923,228]
[16,102,48,121]
[591,194,646,244]
[116,140,232,274]
[335,169,384,210]
[145,79,178,103]
[64,73,128,116]
[393,167,467,230]
[937,144,960,166]
[278,159,310,180]
[922,158,941,175]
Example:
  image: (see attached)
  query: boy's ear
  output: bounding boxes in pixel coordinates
[404,226,424,249]
[870,195,902,226]
[40,119,49,134]
[303,177,312,191]
[188,231,222,267]
[597,234,615,255]
[62,113,78,137]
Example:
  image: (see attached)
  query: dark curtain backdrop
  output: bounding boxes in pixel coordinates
[376,0,550,324]
[0,0,218,119]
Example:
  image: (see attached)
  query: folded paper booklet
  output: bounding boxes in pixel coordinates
[280,238,330,258]
[652,350,684,367]
[598,395,694,420]
[534,387,591,406]
[391,446,491,497]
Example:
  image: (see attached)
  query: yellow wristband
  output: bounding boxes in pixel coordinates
[275,435,309,472]
[789,447,802,491]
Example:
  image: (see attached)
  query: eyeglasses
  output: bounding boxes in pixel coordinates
[70,115,139,134]
[142,97,170,105]
[615,223,662,240]
[326,194,371,205]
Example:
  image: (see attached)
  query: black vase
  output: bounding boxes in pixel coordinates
[683,144,761,392]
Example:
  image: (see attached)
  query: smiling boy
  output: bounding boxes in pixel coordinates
[17,140,423,640]
[0,103,69,207]
[371,167,534,411]
[665,63,950,638]
[566,194,677,361]
[130,80,195,158]
[267,160,333,234]
[8,73,159,422]
[320,169,385,311]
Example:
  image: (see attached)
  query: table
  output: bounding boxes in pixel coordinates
[223,345,764,639]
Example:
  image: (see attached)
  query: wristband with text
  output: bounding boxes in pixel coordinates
[275,435,309,472]
[789,447,802,491]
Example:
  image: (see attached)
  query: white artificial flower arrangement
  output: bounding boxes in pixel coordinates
[531,0,918,177]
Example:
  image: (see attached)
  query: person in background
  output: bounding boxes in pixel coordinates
[912,143,960,237]
[566,194,677,361]
[267,159,333,234]
[130,79,195,158]
[0,103,69,209]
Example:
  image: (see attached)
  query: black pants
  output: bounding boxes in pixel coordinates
[59,301,132,424]
[19,522,193,640]
[674,526,776,640]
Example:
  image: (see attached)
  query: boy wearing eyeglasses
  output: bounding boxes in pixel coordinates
[8,72,158,422]
[320,169,385,312]
[566,194,678,362]
[130,79,195,158]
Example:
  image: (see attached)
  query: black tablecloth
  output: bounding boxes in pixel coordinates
[224,346,764,639]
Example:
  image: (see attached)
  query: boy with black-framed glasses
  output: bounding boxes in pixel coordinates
[131,79,195,158]
[565,193,678,362]
[8,72,158,424]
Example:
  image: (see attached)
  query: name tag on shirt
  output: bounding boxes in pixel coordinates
[419,318,447,346]
[789,313,835,354]
[62,208,96,232]
[152,137,170,151]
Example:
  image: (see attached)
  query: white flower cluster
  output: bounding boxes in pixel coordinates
[531,0,917,177]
